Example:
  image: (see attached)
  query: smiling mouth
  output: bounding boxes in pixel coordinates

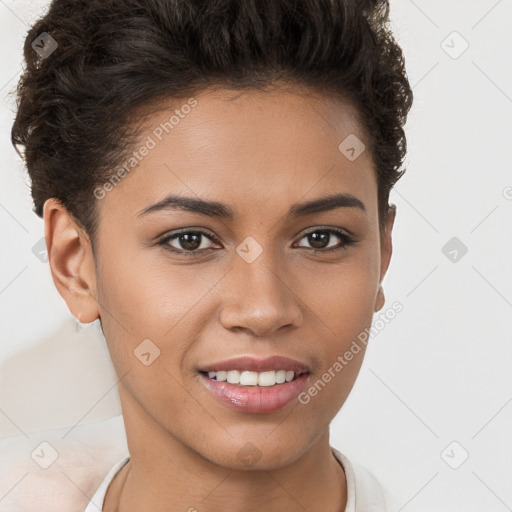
[199,369,308,387]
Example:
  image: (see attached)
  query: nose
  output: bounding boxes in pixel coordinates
[219,251,303,337]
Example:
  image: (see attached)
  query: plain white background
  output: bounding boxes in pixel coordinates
[1,1,511,511]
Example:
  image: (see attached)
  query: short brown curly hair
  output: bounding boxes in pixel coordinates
[11,0,413,249]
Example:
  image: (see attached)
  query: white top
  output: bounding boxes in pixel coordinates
[84,447,400,512]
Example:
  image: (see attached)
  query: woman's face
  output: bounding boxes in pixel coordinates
[50,87,394,469]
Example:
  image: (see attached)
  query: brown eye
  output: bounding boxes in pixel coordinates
[158,229,221,256]
[295,228,355,252]
[173,232,203,251]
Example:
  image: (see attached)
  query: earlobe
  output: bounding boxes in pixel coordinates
[43,198,100,324]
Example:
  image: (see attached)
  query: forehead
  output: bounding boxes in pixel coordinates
[99,87,377,223]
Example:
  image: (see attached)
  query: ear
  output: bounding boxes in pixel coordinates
[43,198,100,323]
[374,204,396,312]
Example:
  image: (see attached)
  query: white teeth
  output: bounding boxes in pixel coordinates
[240,371,258,386]
[226,370,241,384]
[205,369,303,386]
[258,371,276,387]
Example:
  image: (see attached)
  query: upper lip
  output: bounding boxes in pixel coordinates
[198,355,310,374]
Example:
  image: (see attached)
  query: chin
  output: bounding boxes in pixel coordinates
[196,435,307,471]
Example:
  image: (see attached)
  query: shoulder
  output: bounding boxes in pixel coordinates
[0,415,128,512]
[331,447,401,512]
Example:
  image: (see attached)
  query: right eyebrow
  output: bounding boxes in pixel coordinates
[137,194,234,219]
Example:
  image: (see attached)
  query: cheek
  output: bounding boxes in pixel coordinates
[97,241,220,335]
[290,244,379,408]
[294,245,380,337]
[95,246,227,388]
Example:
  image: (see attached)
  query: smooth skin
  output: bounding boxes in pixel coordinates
[44,85,395,512]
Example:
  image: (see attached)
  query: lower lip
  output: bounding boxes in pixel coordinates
[198,372,310,413]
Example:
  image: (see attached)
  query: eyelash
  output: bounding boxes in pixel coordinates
[156,227,356,257]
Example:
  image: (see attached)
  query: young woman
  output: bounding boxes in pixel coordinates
[11,0,413,510]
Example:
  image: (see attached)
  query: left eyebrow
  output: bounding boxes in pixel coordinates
[136,192,366,219]
[286,193,366,218]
